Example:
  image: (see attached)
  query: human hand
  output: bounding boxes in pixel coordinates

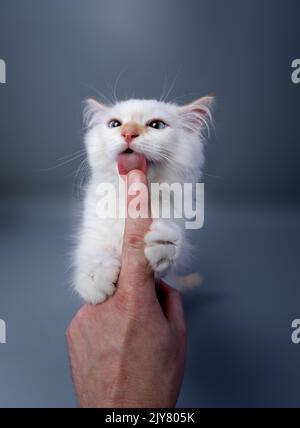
[66,170,187,408]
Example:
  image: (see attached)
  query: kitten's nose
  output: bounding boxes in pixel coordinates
[121,122,140,144]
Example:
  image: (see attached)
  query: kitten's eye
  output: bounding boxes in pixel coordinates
[147,120,167,130]
[108,119,122,128]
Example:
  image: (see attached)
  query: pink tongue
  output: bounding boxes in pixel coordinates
[117,152,147,175]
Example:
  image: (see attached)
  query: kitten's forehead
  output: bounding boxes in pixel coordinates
[111,99,177,120]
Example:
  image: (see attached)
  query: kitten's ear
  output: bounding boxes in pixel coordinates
[180,95,215,134]
[83,98,108,129]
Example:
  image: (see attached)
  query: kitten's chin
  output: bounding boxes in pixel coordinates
[117,151,147,175]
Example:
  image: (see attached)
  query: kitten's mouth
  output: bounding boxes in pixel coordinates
[123,148,134,155]
[117,148,147,175]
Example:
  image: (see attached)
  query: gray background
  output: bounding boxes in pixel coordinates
[0,0,299,407]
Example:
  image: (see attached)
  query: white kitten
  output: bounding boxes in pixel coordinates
[74,96,214,304]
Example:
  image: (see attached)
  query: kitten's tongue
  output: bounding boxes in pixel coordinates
[117,152,147,175]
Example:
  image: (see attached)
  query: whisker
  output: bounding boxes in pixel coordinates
[159,73,169,102]
[57,149,86,161]
[73,158,90,199]
[168,91,201,105]
[82,83,113,105]
[40,151,86,171]
[161,68,181,103]
[203,172,223,180]
[113,67,128,103]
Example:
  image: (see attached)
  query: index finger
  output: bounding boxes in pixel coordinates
[117,170,155,297]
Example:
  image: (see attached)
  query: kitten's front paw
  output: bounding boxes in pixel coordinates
[75,255,120,304]
[144,220,181,277]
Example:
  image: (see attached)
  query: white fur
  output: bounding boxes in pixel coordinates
[74,97,213,304]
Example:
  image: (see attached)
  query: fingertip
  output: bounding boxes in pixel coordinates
[118,168,154,299]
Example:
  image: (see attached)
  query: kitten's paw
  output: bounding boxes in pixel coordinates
[75,255,120,304]
[144,220,181,277]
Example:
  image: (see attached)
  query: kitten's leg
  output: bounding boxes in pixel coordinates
[74,231,122,304]
[74,252,120,305]
[144,220,183,277]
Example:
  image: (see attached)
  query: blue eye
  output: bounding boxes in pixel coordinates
[147,120,167,129]
[108,119,122,128]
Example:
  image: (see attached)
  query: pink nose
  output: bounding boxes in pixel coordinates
[121,123,140,144]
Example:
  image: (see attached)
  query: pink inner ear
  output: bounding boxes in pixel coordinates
[83,98,108,129]
[180,96,214,134]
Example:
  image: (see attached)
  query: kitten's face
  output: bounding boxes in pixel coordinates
[84,97,213,180]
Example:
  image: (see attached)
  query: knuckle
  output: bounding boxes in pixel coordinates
[66,304,96,340]
[65,325,71,340]
[66,322,75,340]
[76,304,91,321]
[126,233,144,250]
[68,305,90,329]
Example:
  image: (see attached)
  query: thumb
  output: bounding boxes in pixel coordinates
[117,170,155,298]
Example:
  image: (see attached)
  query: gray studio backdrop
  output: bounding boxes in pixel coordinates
[0,0,299,407]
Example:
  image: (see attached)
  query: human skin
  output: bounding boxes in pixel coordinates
[66,170,187,408]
